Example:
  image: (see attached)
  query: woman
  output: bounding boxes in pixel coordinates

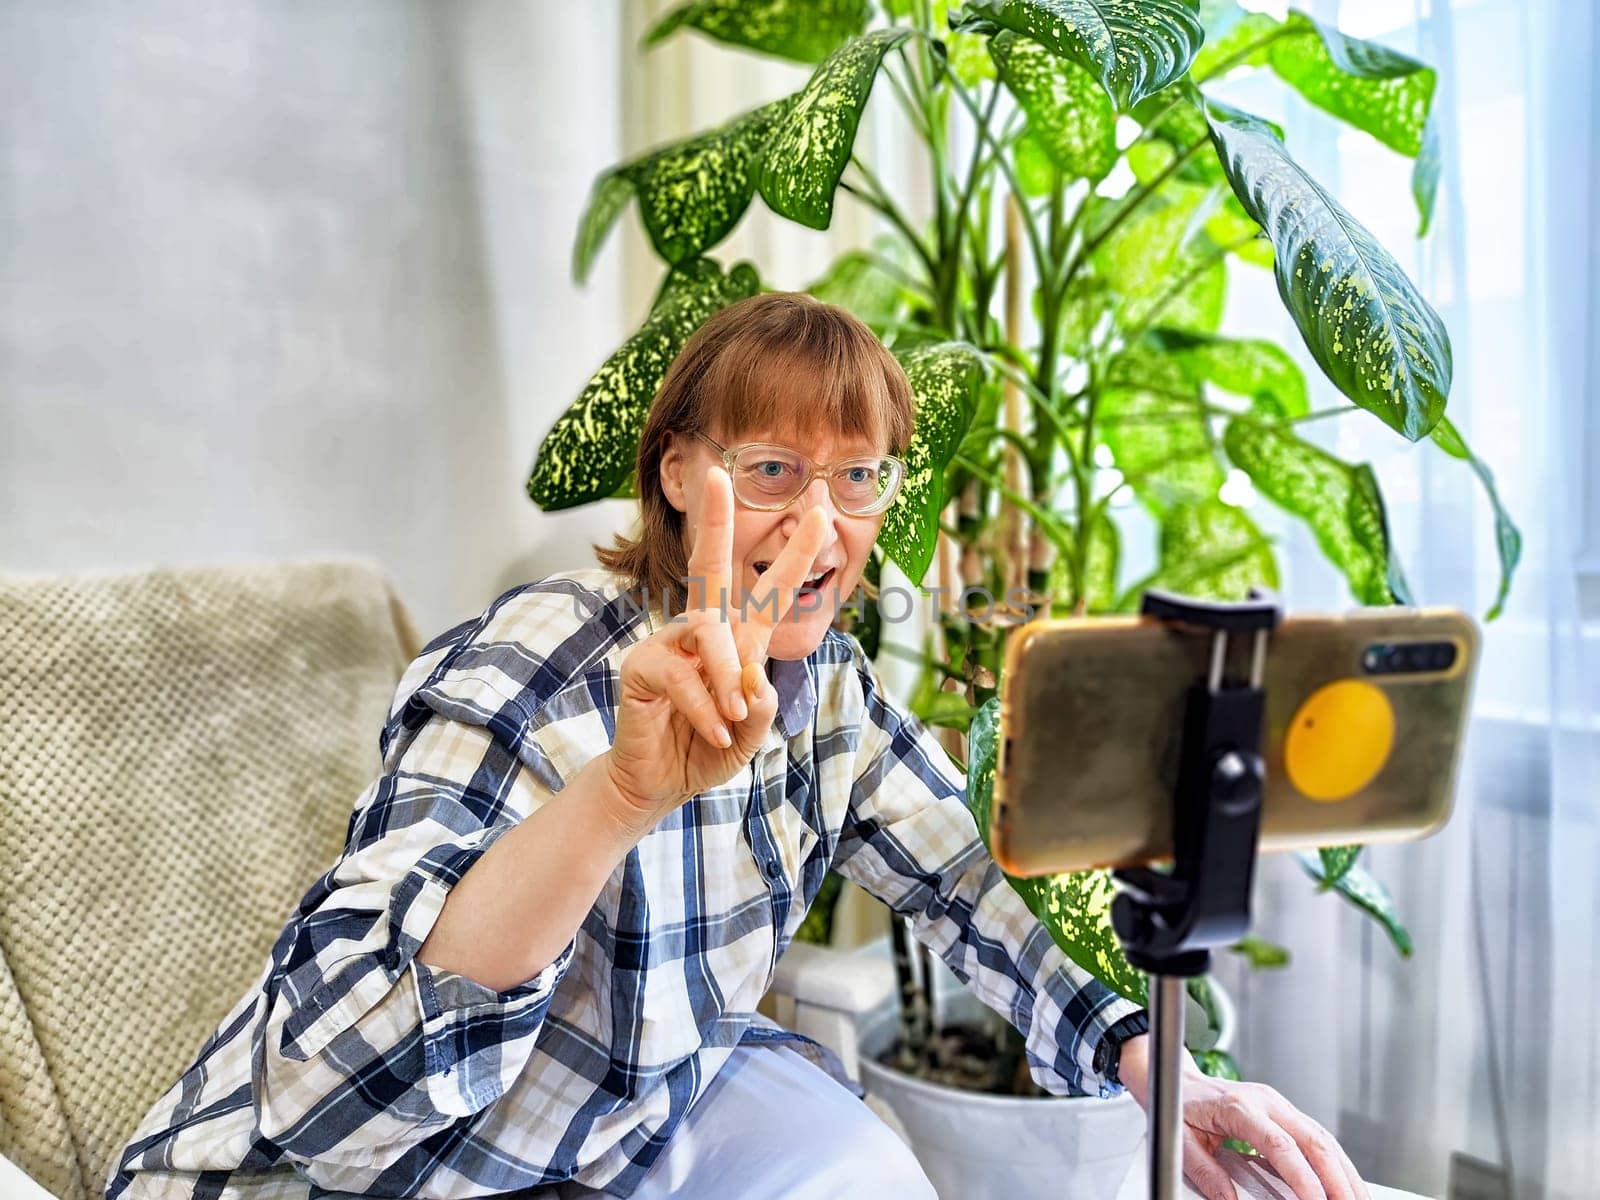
[109,293,1368,1200]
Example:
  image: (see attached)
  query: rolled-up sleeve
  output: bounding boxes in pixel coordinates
[833,650,1148,1100]
[255,711,575,1174]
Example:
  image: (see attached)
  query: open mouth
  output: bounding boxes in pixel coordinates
[754,562,837,595]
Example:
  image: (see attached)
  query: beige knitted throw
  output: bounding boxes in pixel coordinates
[0,559,420,1199]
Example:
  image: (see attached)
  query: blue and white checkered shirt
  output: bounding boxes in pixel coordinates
[107,567,1149,1199]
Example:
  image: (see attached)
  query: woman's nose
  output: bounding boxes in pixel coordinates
[781,476,839,532]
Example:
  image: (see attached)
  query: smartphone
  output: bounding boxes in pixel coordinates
[991,606,1481,876]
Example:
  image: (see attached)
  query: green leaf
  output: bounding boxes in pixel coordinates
[620,98,795,271]
[794,869,846,944]
[1318,843,1362,885]
[966,698,1147,1002]
[1205,99,1452,441]
[950,0,1204,111]
[804,235,921,337]
[1222,418,1412,606]
[644,0,872,65]
[1430,416,1523,621]
[1091,188,1228,335]
[878,342,985,582]
[1114,499,1279,610]
[1268,11,1436,160]
[947,29,998,85]
[1148,329,1309,419]
[1229,934,1291,969]
[527,258,761,509]
[1099,349,1225,516]
[910,659,978,731]
[572,170,635,285]
[1190,3,1280,80]
[1187,976,1223,1050]
[989,31,1118,182]
[1412,115,1441,236]
[1194,1049,1244,1082]
[1047,501,1120,613]
[1058,275,1111,356]
[756,28,911,230]
[1012,125,1061,197]
[1296,851,1413,958]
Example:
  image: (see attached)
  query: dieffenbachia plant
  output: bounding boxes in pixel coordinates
[529,0,1519,1073]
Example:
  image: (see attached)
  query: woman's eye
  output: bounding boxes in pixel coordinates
[846,467,874,484]
[755,460,789,478]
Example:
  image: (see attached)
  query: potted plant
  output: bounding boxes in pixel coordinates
[529,0,1519,1191]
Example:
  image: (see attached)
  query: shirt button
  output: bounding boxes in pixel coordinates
[763,858,783,880]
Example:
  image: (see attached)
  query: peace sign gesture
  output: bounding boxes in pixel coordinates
[604,465,830,831]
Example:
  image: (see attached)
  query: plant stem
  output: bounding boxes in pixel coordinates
[944,75,1051,294]
[953,453,1076,559]
[840,169,940,284]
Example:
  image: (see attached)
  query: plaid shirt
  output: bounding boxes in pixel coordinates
[107,567,1149,1199]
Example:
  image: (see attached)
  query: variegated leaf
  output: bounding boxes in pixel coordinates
[1430,416,1522,620]
[1296,850,1413,958]
[1205,99,1451,441]
[878,341,984,582]
[1318,843,1362,885]
[803,235,921,338]
[1190,2,1278,80]
[624,98,794,268]
[1148,328,1309,419]
[527,258,760,510]
[1269,12,1435,158]
[965,698,1146,1002]
[1222,417,1412,606]
[643,0,872,65]
[1090,188,1228,334]
[988,31,1118,182]
[1267,11,1439,232]
[1115,499,1278,610]
[1050,502,1120,613]
[1098,348,1226,517]
[950,0,1204,111]
[572,171,635,284]
[757,28,910,230]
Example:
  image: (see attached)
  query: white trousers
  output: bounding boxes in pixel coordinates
[618,1043,937,1200]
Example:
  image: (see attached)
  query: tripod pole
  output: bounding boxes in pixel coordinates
[1111,586,1283,1200]
[1147,973,1188,1200]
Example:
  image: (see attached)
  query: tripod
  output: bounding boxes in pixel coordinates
[1111,587,1283,1200]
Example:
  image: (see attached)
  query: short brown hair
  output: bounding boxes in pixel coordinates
[593,291,915,615]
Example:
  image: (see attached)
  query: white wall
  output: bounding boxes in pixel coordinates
[0,0,636,638]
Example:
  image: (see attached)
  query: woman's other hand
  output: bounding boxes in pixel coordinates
[602,465,828,834]
[1116,1034,1372,1200]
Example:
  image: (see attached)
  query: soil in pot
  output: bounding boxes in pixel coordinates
[877,1021,1050,1097]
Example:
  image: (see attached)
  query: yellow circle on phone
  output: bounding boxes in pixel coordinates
[1284,679,1395,802]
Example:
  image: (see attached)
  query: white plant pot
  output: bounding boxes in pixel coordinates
[855,948,1235,1200]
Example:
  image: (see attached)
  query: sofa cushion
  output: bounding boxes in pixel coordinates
[0,559,418,1199]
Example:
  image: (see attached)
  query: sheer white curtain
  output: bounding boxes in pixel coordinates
[1208,4,1600,1200]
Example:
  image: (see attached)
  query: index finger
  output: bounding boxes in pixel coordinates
[685,464,735,619]
[741,506,829,650]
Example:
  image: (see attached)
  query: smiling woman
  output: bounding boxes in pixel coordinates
[106,289,1161,1199]
[594,291,915,626]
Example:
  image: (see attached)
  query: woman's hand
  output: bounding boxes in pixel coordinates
[602,465,828,834]
[1116,1034,1371,1200]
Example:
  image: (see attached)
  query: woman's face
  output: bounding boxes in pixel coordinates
[662,423,887,661]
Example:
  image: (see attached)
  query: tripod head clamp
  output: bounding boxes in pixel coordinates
[1111,587,1284,978]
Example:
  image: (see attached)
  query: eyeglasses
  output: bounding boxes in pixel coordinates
[690,431,906,517]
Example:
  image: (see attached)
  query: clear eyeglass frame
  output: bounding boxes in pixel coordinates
[690,431,906,517]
